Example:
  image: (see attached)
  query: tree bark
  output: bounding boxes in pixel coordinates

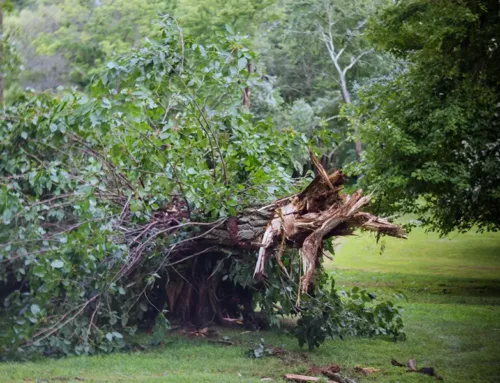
[338,72,362,161]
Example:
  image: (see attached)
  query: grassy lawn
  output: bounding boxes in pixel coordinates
[1,227,499,383]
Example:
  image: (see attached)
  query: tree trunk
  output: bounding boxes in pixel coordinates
[242,62,252,108]
[339,72,362,161]
[164,255,257,327]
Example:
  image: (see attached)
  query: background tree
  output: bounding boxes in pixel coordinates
[1,0,4,106]
[258,0,394,166]
[5,0,395,170]
[6,0,174,88]
[0,0,24,105]
[350,0,500,234]
[175,0,276,44]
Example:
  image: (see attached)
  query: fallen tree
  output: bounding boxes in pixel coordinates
[126,162,406,326]
[0,19,406,356]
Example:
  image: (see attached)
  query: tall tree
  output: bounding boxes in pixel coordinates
[314,0,376,160]
[351,0,500,234]
[0,0,22,105]
[259,0,390,164]
[175,0,276,43]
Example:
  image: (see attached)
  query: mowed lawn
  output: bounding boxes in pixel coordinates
[1,227,499,383]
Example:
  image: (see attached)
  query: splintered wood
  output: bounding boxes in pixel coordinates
[253,164,406,293]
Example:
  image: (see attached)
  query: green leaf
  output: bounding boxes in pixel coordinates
[51,260,64,269]
[31,304,40,315]
[238,57,248,71]
[33,265,46,278]
[101,98,111,109]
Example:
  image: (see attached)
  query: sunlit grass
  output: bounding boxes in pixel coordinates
[1,226,499,383]
[331,227,500,279]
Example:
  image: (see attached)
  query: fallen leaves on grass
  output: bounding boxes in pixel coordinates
[208,339,234,346]
[248,338,275,358]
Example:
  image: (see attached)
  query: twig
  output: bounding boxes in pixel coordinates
[26,296,98,347]
[166,246,216,267]
[85,298,100,344]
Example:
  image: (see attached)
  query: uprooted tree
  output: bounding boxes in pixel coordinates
[138,164,406,327]
[0,17,406,356]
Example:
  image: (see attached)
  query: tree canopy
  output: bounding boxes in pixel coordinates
[349,0,500,234]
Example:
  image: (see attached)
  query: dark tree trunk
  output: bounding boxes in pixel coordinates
[242,63,252,109]
[163,253,258,326]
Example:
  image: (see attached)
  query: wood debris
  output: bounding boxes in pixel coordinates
[354,366,381,375]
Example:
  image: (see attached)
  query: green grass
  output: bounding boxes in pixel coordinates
[1,227,500,383]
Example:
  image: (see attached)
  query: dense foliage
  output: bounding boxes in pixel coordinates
[350,0,500,234]
[5,0,392,169]
[0,19,404,357]
[2,0,497,362]
[0,18,296,354]
[6,0,175,87]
